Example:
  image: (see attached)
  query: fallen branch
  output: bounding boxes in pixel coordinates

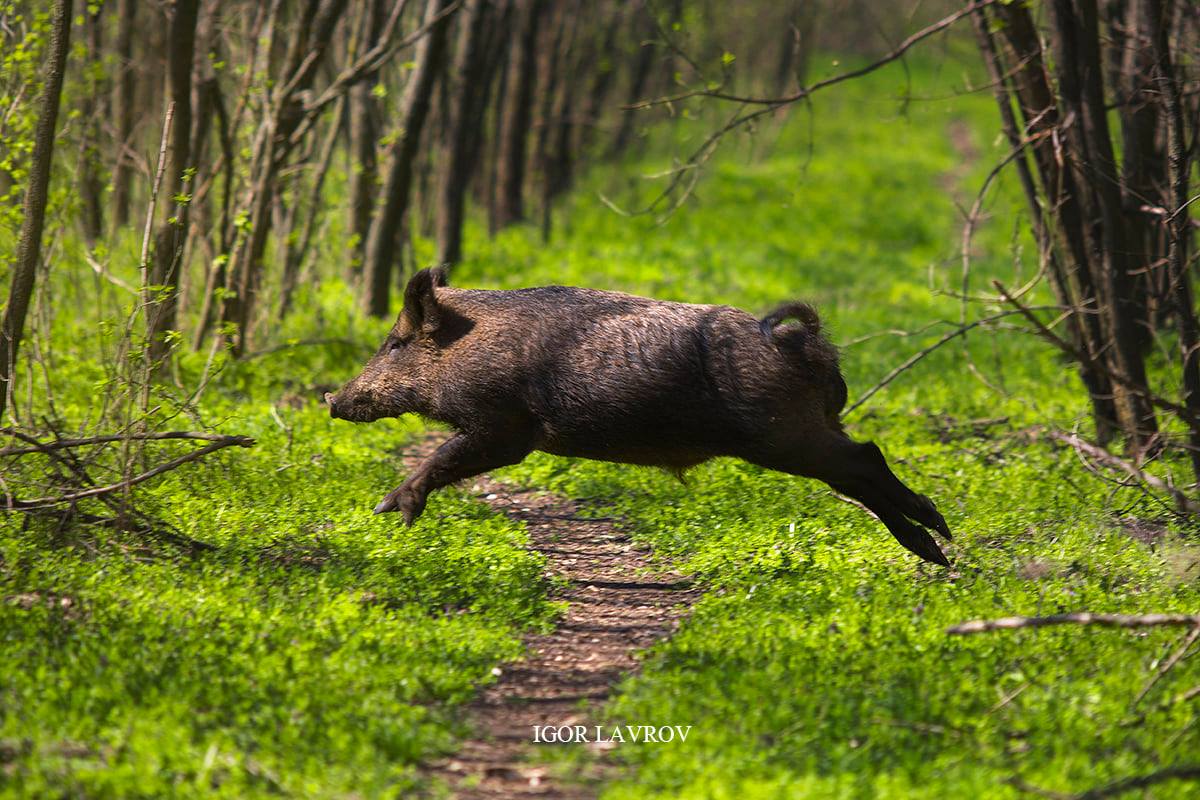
[0,429,249,457]
[1009,765,1200,800]
[947,612,1200,636]
[3,435,255,510]
[1042,430,1200,516]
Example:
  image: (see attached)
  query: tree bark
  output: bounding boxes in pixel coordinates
[346,0,387,271]
[146,0,200,364]
[362,0,454,317]
[609,2,657,158]
[993,1,1121,442]
[491,0,544,229]
[434,0,492,266]
[536,0,579,241]
[219,0,348,355]
[281,100,343,316]
[111,0,137,230]
[574,3,621,158]
[1047,0,1158,447]
[0,0,71,421]
[79,5,105,243]
[1146,0,1200,479]
[1116,0,1167,344]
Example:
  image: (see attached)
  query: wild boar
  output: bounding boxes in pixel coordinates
[327,268,952,566]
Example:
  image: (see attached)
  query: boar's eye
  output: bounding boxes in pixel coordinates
[387,336,411,353]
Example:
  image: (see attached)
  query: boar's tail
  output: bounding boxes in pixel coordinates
[760,301,845,424]
[759,302,822,339]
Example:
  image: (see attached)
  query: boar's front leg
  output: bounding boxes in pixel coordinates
[374,433,533,525]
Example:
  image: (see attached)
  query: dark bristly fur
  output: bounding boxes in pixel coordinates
[327,269,952,566]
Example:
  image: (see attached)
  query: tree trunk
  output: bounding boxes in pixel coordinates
[435,0,492,266]
[491,0,544,229]
[181,4,218,326]
[774,0,816,94]
[1146,0,1200,479]
[574,4,621,158]
[992,1,1121,442]
[281,100,343,316]
[362,0,454,317]
[346,0,386,272]
[1047,0,1158,447]
[79,5,105,243]
[609,2,657,158]
[0,0,71,421]
[1117,0,1168,342]
[146,0,200,364]
[111,0,137,230]
[219,0,347,355]
[537,1,579,241]
[473,0,513,215]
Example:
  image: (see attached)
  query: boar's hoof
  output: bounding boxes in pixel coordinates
[374,486,427,526]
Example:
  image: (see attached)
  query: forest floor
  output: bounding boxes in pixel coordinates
[409,435,699,799]
[4,56,1200,800]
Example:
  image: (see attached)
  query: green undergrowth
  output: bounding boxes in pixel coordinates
[3,49,1199,798]
[2,403,555,796]
[468,54,1200,798]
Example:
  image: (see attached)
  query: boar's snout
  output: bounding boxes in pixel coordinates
[326,388,374,421]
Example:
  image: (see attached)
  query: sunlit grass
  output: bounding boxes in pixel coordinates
[2,51,1198,798]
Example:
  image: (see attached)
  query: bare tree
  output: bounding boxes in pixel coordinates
[534,0,579,241]
[491,0,544,230]
[110,0,137,231]
[219,0,349,355]
[0,0,71,420]
[435,0,493,266]
[346,0,388,271]
[78,5,105,243]
[146,0,201,363]
[362,0,455,317]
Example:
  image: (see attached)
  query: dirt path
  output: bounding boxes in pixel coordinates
[401,437,699,798]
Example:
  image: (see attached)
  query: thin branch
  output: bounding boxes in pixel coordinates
[613,1,997,218]
[3,435,255,510]
[947,612,1200,636]
[993,280,1200,428]
[1044,430,1200,515]
[288,0,461,148]
[628,1,998,110]
[1135,625,1200,706]
[1011,765,1200,800]
[0,429,250,457]
[139,102,174,292]
[843,307,1066,417]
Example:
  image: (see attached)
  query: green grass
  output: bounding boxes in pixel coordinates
[3,50,1200,798]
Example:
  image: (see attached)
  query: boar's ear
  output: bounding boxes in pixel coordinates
[403,267,446,335]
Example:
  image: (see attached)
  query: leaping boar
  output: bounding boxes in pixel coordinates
[327,268,952,566]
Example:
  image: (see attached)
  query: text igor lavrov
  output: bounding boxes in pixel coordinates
[532,725,693,744]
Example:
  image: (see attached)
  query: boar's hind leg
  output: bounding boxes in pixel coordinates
[752,433,952,566]
[827,476,951,566]
[374,433,532,525]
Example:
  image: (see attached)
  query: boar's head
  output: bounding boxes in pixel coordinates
[326,267,451,422]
